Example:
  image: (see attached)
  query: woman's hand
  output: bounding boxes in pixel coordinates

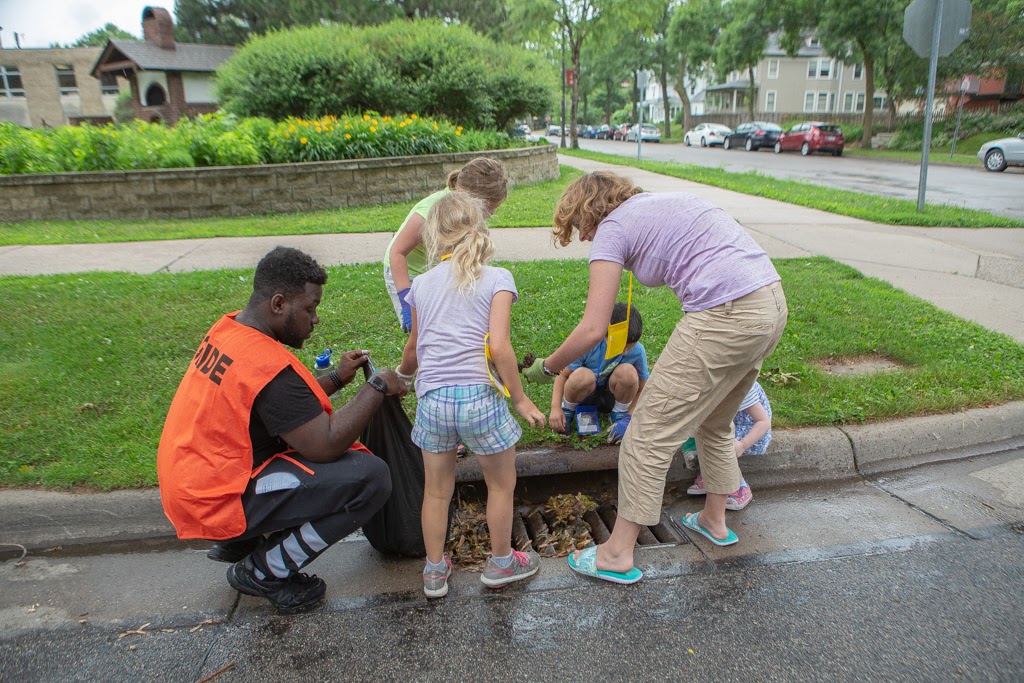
[522,357,554,384]
[514,396,546,428]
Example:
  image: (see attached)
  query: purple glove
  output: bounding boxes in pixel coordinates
[397,287,412,333]
[607,412,632,444]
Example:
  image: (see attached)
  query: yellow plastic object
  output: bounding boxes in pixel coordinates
[484,333,511,397]
[604,273,634,360]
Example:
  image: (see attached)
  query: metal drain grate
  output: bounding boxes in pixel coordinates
[511,502,685,557]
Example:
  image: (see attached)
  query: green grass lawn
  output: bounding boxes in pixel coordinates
[2,257,1023,490]
[561,148,1023,228]
[0,166,583,246]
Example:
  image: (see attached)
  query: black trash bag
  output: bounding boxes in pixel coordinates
[358,366,452,557]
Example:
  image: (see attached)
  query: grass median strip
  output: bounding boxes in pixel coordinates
[2,257,1023,490]
[560,148,1023,228]
[0,166,581,246]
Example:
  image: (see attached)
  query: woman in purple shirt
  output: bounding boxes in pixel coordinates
[524,172,787,583]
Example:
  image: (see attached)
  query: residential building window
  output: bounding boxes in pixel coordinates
[0,65,25,98]
[807,58,833,79]
[804,91,833,112]
[55,64,78,96]
[767,59,780,79]
[765,90,777,112]
[99,73,119,95]
[806,58,831,79]
[874,94,887,110]
[853,63,864,79]
[807,36,821,48]
[845,92,866,112]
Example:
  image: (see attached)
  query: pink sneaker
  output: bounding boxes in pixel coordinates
[726,482,753,511]
[686,474,705,495]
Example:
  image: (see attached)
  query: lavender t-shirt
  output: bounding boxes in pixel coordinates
[406,261,518,398]
[588,193,780,312]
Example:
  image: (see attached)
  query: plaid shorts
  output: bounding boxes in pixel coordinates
[412,384,523,456]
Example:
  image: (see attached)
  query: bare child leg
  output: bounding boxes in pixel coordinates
[421,448,456,598]
[476,446,541,587]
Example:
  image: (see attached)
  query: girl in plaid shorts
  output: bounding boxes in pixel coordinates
[396,192,546,598]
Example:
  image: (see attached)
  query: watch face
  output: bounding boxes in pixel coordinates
[369,374,388,393]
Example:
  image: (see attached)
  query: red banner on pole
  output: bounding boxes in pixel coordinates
[565,69,575,86]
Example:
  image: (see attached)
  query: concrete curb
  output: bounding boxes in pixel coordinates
[2,401,1023,554]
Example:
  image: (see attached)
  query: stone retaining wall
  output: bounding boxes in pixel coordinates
[0,145,558,223]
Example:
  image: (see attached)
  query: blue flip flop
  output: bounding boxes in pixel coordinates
[680,512,738,547]
[567,545,643,584]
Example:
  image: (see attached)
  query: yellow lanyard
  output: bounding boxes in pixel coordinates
[604,273,633,360]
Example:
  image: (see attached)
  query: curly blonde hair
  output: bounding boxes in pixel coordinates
[423,192,495,295]
[552,172,643,247]
[446,157,508,212]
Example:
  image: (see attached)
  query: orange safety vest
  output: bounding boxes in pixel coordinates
[157,312,336,540]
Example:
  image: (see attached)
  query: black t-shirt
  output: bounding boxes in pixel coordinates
[249,367,324,465]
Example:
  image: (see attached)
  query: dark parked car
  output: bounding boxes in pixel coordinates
[612,124,630,141]
[723,121,783,151]
[774,121,844,156]
[579,125,597,139]
[595,124,613,140]
[546,124,563,137]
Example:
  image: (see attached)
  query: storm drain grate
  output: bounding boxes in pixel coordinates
[511,502,685,558]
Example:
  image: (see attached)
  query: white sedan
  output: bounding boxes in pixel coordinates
[684,123,733,147]
[978,133,1024,172]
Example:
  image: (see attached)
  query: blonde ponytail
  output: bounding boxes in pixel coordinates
[423,193,495,295]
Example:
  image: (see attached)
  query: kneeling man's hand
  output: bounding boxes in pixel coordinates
[374,368,409,398]
[336,349,369,386]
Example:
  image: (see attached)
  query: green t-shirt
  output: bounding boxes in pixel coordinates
[384,188,451,278]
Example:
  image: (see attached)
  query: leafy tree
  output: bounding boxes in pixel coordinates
[716,0,777,120]
[174,0,509,45]
[798,0,904,148]
[68,23,137,47]
[669,0,722,135]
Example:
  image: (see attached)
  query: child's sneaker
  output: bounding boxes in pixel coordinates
[686,473,705,495]
[480,549,541,588]
[726,482,753,511]
[557,406,576,436]
[423,556,453,598]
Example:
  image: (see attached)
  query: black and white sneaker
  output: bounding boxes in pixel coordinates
[227,557,326,612]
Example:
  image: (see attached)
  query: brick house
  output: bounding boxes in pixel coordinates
[91,7,234,126]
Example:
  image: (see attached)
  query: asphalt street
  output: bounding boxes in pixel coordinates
[571,137,1024,221]
[3,448,1022,682]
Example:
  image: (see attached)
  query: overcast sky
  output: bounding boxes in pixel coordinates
[0,0,173,48]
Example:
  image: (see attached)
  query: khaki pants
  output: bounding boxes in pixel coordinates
[618,283,788,526]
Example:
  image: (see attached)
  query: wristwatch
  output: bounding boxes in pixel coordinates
[541,361,555,377]
[367,373,389,395]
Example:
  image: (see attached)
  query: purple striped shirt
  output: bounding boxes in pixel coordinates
[588,193,779,312]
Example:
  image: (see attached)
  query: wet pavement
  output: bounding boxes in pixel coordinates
[2,448,1022,681]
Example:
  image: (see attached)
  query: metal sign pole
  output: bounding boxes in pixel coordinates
[916,0,944,212]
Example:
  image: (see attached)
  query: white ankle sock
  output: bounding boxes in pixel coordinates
[612,400,631,413]
[561,399,578,412]
[424,557,447,573]
[491,551,514,568]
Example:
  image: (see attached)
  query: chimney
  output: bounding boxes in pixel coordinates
[142,6,175,50]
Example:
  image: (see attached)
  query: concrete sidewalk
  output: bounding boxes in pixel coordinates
[1,154,1022,340]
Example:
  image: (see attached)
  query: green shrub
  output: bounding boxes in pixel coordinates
[0,112,535,175]
[216,19,553,130]
[888,104,1024,150]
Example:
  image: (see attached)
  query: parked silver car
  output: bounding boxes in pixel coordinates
[978,133,1024,172]
[625,124,661,142]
